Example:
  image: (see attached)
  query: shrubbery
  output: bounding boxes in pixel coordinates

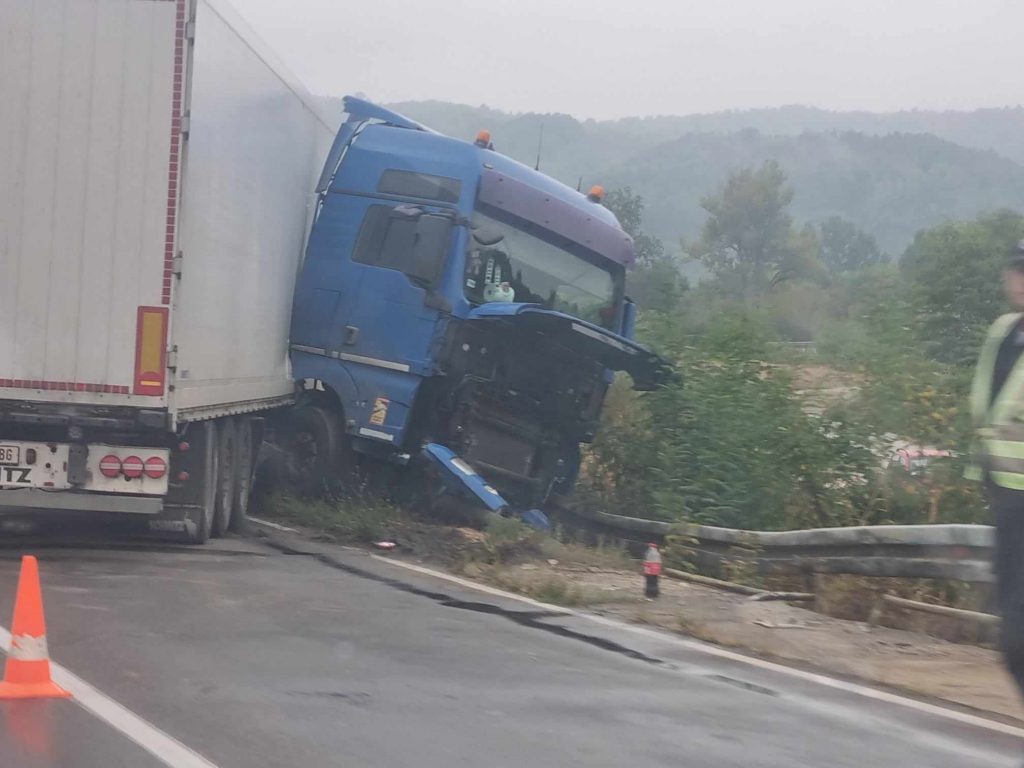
[585,177,1023,529]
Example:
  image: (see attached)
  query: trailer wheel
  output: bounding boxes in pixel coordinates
[213,418,238,536]
[229,417,255,532]
[185,420,218,544]
[282,405,340,496]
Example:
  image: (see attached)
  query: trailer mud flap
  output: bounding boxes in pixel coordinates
[421,443,509,512]
[148,505,191,536]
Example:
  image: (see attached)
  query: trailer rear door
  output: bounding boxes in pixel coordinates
[0,0,183,408]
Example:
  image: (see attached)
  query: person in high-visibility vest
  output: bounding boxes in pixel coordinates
[969,238,1024,703]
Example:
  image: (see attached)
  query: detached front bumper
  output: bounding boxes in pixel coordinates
[421,443,509,512]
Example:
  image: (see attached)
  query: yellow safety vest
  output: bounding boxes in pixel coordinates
[969,312,1024,489]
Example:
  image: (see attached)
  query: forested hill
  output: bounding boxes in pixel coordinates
[601,131,1024,254]
[359,100,1024,255]
[591,105,1024,166]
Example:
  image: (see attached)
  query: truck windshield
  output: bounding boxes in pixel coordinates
[464,208,621,329]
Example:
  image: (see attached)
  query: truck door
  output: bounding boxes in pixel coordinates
[335,202,454,376]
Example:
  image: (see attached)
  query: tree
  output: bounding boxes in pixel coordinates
[814,267,986,524]
[604,187,685,313]
[580,313,885,530]
[604,186,664,265]
[690,161,807,303]
[818,216,888,273]
[900,209,1024,366]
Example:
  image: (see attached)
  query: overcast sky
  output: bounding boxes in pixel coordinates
[232,0,1023,120]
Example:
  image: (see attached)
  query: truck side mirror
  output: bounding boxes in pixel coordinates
[407,213,452,288]
[622,297,638,340]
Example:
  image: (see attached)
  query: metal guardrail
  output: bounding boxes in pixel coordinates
[552,505,994,584]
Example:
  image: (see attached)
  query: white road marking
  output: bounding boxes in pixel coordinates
[370,555,574,613]
[246,516,299,533]
[0,626,221,768]
[372,554,1024,741]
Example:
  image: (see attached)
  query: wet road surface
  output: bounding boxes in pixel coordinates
[0,530,1018,767]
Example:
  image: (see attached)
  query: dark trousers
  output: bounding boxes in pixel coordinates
[991,484,1024,699]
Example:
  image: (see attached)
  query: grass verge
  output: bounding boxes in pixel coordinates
[267,491,401,543]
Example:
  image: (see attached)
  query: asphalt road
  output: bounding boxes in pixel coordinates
[0,529,1019,768]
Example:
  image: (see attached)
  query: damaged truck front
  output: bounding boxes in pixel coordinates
[0,1,661,543]
[284,98,670,520]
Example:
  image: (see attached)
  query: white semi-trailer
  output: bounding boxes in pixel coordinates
[0,0,336,541]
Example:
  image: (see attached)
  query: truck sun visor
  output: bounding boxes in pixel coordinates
[477,169,636,268]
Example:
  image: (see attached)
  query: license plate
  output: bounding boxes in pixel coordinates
[0,445,20,465]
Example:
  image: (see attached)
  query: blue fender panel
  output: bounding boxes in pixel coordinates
[343,365,421,444]
[520,508,551,531]
[290,350,359,407]
[289,350,421,446]
[421,443,509,512]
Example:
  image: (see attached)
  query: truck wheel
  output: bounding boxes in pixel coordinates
[229,418,255,532]
[213,418,238,536]
[282,405,340,496]
[185,420,218,544]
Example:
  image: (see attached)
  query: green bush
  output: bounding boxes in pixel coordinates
[580,312,887,529]
[270,491,399,542]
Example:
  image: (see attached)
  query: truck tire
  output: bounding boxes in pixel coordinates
[213,418,238,536]
[282,405,340,496]
[185,420,219,544]
[229,417,255,532]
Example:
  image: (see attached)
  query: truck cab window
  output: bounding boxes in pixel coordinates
[378,170,461,204]
[465,209,622,328]
[353,204,451,287]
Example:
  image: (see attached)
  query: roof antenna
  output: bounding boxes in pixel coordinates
[534,123,544,172]
[576,177,583,192]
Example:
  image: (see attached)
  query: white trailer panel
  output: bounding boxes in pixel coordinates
[171,0,337,421]
[0,0,177,407]
[0,0,338,419]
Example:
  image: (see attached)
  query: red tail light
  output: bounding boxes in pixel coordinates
[121,456,144,479]
[144,456,167,479]
[99,455,122,478]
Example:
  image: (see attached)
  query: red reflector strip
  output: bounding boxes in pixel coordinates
[121,456,144,478]
[144,456,167,479]
[133,307,169,397]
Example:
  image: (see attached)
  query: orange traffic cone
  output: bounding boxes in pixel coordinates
[0,555,71,699]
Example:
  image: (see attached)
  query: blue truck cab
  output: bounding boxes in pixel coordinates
[286,97,668,514]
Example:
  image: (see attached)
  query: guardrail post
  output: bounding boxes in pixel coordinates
[812,572,829,615]
[867,595,886,627]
